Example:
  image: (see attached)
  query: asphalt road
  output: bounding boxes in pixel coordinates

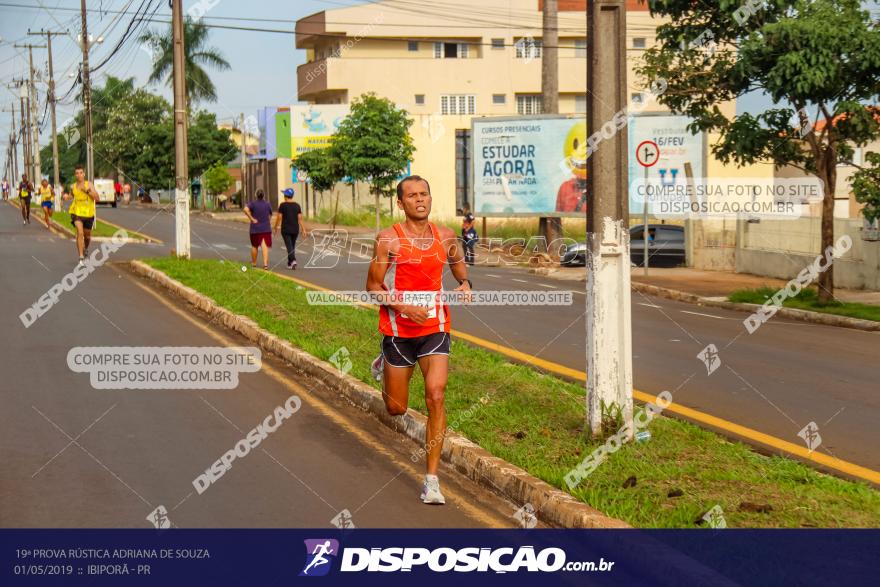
[0,204,520,528]
[91,204,880,476]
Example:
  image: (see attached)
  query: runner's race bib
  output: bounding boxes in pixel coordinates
[400,291,438,319]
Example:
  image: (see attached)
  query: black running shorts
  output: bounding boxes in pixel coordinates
[70,214,95,230]
[382,332,450,367]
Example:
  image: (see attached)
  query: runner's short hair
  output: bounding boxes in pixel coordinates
[74,164,84,172]
[397,175,430,200]
[256,189,264,199]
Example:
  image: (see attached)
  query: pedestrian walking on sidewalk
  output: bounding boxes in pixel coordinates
[274,188,306,270]
[461,213,478,266]
[1,177,9,201]
[244,189,273,269]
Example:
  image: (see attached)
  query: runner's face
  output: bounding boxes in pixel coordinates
[398,180,431,220]
[75,168,84,182]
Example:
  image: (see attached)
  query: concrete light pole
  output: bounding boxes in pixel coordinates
[585,0,633,437]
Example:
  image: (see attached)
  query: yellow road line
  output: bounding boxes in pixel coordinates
[268,269,880,485]
[126,270,507,527]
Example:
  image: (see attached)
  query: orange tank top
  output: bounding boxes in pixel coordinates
[379,223,449,337]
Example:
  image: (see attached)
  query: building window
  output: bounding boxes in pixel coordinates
[515,38,542,59]
[631,93,644,104]
[408,41,419,52]
[415,94,425,105]
[491,38,505,50]
[434,42,469,58]
[633,37,646,49]
[516,94,543,115]
[574,39,586,58]
[441,95,476,115]
[492,94,506,105]
[575,94,586,113]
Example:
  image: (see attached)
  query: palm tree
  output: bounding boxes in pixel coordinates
[138,17,230,106]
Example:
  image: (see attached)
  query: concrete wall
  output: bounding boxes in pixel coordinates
[735,218,880,290]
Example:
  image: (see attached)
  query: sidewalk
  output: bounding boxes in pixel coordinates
[552,266,880,307]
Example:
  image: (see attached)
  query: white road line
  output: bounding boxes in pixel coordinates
[486,274,501,278]
[512,278,528,283]
[570,290,586,295]
[537,283,557,289]
[680,310,728,320]
[637,302,661,308]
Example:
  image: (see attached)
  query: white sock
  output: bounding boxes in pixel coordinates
[425,474,439,483]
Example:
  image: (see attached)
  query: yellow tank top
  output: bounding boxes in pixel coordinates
[70,181,95,218]
[40,185,53,202]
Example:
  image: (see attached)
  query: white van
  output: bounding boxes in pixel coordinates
[92,178,117,207]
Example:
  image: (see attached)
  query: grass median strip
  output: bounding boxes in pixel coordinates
[17,199,150,240]
[144,257,880,528]
[729,287,880,322]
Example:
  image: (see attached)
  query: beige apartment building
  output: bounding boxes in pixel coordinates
[293,0,659,218]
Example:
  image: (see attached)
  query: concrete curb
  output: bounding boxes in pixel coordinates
[127,260,629,529]
[631,282,880,332]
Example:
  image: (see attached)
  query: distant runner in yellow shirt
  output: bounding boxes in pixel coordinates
[62,165,99,267]
[18,174,33,225]
[39,178,54,229]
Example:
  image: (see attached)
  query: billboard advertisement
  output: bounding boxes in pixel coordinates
[471,116,586,217]
[290,104,350,156]
[627,114,705,214]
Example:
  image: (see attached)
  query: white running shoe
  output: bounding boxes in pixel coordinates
[77,258,85,268]
[370,353,384,382]
[420,475,446,505]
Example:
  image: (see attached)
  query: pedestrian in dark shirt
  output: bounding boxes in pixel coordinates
[244,189,273,269]
[273,188,306,269]
[461,213,478,266]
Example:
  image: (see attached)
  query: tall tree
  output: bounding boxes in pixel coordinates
[138,17,230,105]
[293,145,344,225]
[332,93,414,232]
[638,0,880,303]
[42,76,136,180]
[94,89,170,180]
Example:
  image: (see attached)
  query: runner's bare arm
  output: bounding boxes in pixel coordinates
[87,185,99,201]
[439,226,471,291]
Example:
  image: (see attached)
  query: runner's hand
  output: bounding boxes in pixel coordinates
[405,305,429,324]
[454,281,473,304]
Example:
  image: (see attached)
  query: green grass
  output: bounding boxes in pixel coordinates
[314,208,588,242]
[19,198,142,239]
[143,257,880,528]
[729,287,880,322]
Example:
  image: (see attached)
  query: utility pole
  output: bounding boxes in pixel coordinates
[239,113,247,209]
[80,0,94,181]
[10,103,18,182]
[29,30,65,203]
[18,82,30,182]
[15,44,46,182]
[539,0,562,251]
[172,0,191,258]
[28,45,42,182]
[585,0,633,437]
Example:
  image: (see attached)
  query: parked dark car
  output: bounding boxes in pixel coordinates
[560,224,686,267]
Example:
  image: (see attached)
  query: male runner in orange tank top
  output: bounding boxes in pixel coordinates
[366,175,472,505]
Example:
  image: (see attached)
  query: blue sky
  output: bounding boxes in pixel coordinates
[0,0,361,142]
